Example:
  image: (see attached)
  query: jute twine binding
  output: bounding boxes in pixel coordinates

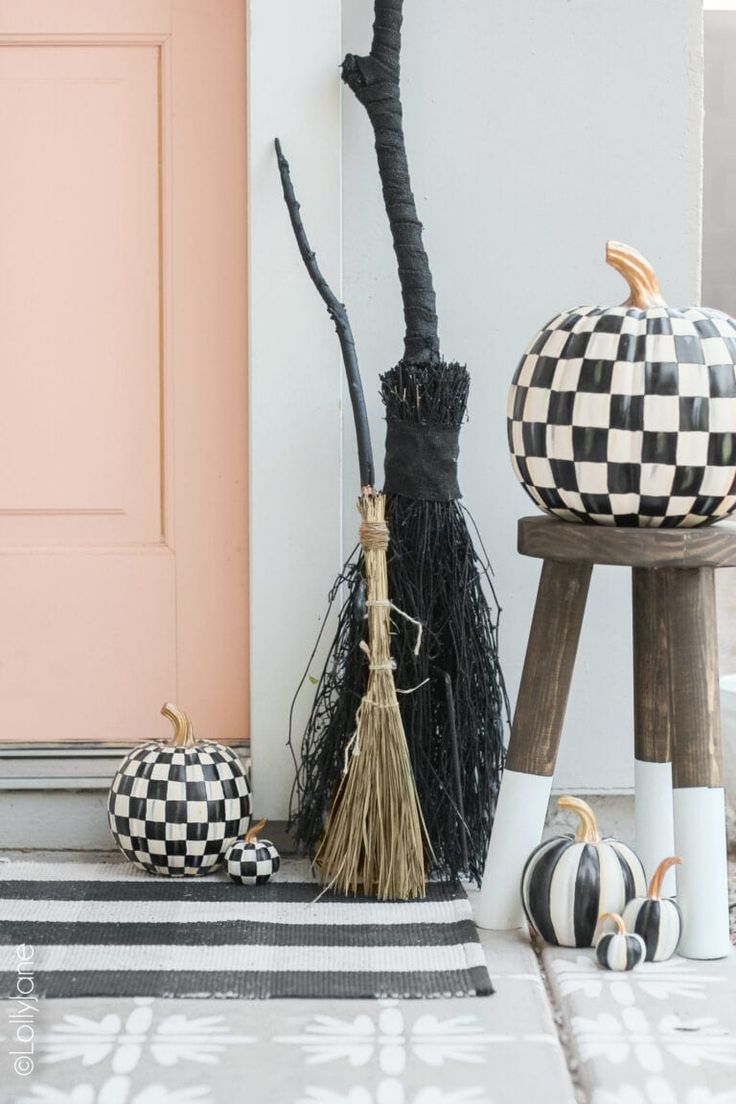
[314,492,429,900]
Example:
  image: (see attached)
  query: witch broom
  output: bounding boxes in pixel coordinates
[288,0,507,885]
[275,139,427,899]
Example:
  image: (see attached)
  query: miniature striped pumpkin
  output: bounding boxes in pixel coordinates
[622,855,682,962]
[521,796,646,947]
[596,912,646,971]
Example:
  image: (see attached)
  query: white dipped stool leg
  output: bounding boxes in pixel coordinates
[635,759,676,896]
[477,559,591,930]
[632,568,676,896]
[475,770,552,929]
[673,787,731,959]
[666,566,730,960]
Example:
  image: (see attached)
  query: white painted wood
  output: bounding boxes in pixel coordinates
[673,786,731,959]
[476,769,553,930]
[635,758,677,896]
[0,745,249,790]
[248,0,343,818]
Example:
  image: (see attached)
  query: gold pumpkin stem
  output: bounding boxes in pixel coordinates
[557,795,601,843]
[647,855,682,901]
[606,241,667,310]
[598,911,626,936]
[161,702,195,748]
[246,818,268,844]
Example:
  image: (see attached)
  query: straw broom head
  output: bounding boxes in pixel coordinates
[314,492,428,899]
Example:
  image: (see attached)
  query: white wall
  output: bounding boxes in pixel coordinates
[340,0,703,794]
[249,1,344,816]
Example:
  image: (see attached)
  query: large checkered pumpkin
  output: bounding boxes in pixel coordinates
[108,703,251,876]
[508,241,736,527]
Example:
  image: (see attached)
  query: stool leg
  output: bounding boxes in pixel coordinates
[665,567,731,959]
[632,568,676,896]
[476,558,592,930]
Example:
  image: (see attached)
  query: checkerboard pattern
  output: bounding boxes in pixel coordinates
[508,305,736,527]
[226,838,281,885]
[108,741,252,876]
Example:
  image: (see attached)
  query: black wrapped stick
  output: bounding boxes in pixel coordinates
[342,0,438,365]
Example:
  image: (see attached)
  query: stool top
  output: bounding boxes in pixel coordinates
[518,515,736,568]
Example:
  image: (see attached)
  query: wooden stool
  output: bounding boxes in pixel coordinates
[476,515,735,959]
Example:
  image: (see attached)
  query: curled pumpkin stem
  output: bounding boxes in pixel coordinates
[246,818,268,844]
[598,911,626,936]
[606,241,667,310]
[161,703,195,748]
[557,795,601,843]
[648,855,682,900]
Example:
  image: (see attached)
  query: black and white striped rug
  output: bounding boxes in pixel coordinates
[0,862,492,999]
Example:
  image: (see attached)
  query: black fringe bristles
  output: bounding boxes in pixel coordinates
[288,556,366,854]
[381,360,509,885]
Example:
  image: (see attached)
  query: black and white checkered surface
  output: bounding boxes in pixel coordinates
[508,305,736,527]
[108,742,252,877]
[227,838,281,885]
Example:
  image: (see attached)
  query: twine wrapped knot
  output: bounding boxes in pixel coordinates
[360,518,389,552]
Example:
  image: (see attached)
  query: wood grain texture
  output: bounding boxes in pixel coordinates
[665,567,723,788]
[632,568,672,764]
[506,559,592,777]
[519,516,736,569]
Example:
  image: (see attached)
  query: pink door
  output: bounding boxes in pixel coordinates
[0,1,248,744]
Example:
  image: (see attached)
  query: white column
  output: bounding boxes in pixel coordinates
[475,769,553,930]
[673,786,731,959]
[635,758,677,896]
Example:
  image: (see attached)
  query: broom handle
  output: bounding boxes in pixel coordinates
[274,139,375,494]
[342,0,439,366]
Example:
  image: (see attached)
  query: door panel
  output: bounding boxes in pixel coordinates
[0,46,161,546]
[0,1,248,745]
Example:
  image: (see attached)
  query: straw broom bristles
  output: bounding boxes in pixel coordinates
[314,492,428,900]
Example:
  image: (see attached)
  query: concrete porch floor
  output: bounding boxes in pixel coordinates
[1,852,734,1104]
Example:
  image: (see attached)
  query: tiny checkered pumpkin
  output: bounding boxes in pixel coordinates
[508,241,736,528]
[226,818,280,885]
[108,703,251,877]
[521,796,646,947]
[596,912,646,972]
[622,855,683,962]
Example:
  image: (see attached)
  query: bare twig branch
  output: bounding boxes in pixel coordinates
[275,138,375,491]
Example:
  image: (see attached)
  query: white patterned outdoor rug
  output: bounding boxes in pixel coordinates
[0,862,492,1000]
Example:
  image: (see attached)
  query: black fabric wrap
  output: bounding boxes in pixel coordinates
[383,418,461,501]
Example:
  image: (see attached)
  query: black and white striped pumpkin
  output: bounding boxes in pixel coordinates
[521,796,646,947]
[622,855,682,962]
[508,241,736,528]
[596,913,646,972]
[108,703,252,877]
[226,818,281,885]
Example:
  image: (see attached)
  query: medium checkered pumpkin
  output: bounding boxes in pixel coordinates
[508,241,736,527]
[108,703,251,877]
[226,818,280,885]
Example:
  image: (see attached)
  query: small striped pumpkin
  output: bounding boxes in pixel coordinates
[596,912,646,971]
[622,855,682,962]
[521,796,646,947]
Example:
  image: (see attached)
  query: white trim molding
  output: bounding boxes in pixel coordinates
[0,744,250,791]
